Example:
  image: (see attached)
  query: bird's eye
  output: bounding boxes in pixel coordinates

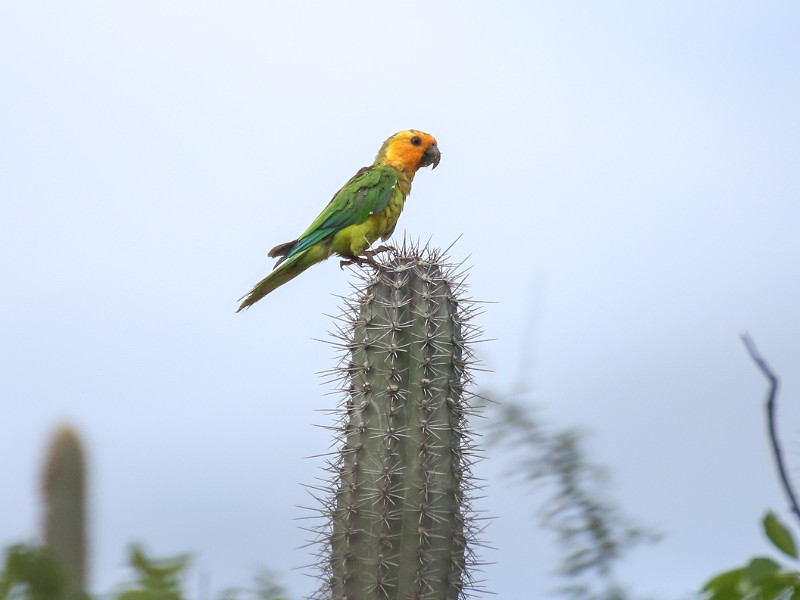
[410,136,422,146]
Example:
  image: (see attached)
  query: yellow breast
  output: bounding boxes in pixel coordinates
[332,189,406,257]
[375,189,405,236]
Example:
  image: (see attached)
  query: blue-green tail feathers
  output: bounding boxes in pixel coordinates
[236,249,316,312]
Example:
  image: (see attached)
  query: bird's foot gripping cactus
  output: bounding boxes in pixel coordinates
[308,242,488,600]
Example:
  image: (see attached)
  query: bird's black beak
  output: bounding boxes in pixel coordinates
[420,143,441,169]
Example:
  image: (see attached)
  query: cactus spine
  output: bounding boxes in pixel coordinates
[41,425,88,596]
[312,244,484,600]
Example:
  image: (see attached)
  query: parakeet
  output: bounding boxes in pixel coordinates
[237,129,440,311]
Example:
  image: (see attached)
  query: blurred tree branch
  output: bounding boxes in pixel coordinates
[702,336,800,598]
[481,393,659,599]
[741,333,800,527]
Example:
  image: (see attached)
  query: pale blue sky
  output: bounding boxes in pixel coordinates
[2,2,799,598]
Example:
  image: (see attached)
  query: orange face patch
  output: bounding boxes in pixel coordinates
[382,130,438,174]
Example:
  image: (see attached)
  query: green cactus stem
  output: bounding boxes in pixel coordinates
[310,242,487,600]
[41,425,88,595]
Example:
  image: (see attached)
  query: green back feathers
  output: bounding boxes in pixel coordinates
[284,165,399,260]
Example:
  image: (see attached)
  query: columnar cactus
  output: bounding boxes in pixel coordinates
[310,243,485,600]
[41,425,87,595]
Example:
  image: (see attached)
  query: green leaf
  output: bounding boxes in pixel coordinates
[757,581,794,600]
[747,557,781,584]
[703,567,747,593]
[764,511,799,559]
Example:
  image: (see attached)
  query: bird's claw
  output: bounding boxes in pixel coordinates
[339,245,397,270]
[367,244,396,256]
[339,254,380,270]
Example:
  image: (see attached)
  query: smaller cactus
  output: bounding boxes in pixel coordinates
[307,241,488,600]
[41,425,88,595]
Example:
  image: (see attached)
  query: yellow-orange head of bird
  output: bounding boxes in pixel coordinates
[375,130,441,175]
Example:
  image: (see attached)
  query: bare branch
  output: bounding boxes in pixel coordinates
[740,333,800,526]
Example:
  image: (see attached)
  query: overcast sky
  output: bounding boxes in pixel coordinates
[2,2,799,598]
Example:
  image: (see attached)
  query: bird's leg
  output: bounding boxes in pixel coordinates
[339,255,371,269]
[339,257,357,269]
[355,244,395,264]
[339,244,396,270]
[364,244,396,256]
[339,252,381,270]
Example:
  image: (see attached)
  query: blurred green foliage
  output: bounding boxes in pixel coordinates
[114,545,190,600]
[0,544,192,600]
[703,511,800,600]
[217,568,288,600]
[482,394,659,599]
[0,544,69,600]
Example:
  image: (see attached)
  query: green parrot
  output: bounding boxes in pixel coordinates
[237,129,440,311]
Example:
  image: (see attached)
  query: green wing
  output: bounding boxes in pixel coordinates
[284,165,398,259]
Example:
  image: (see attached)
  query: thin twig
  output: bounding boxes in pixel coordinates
[740,333,800,526]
